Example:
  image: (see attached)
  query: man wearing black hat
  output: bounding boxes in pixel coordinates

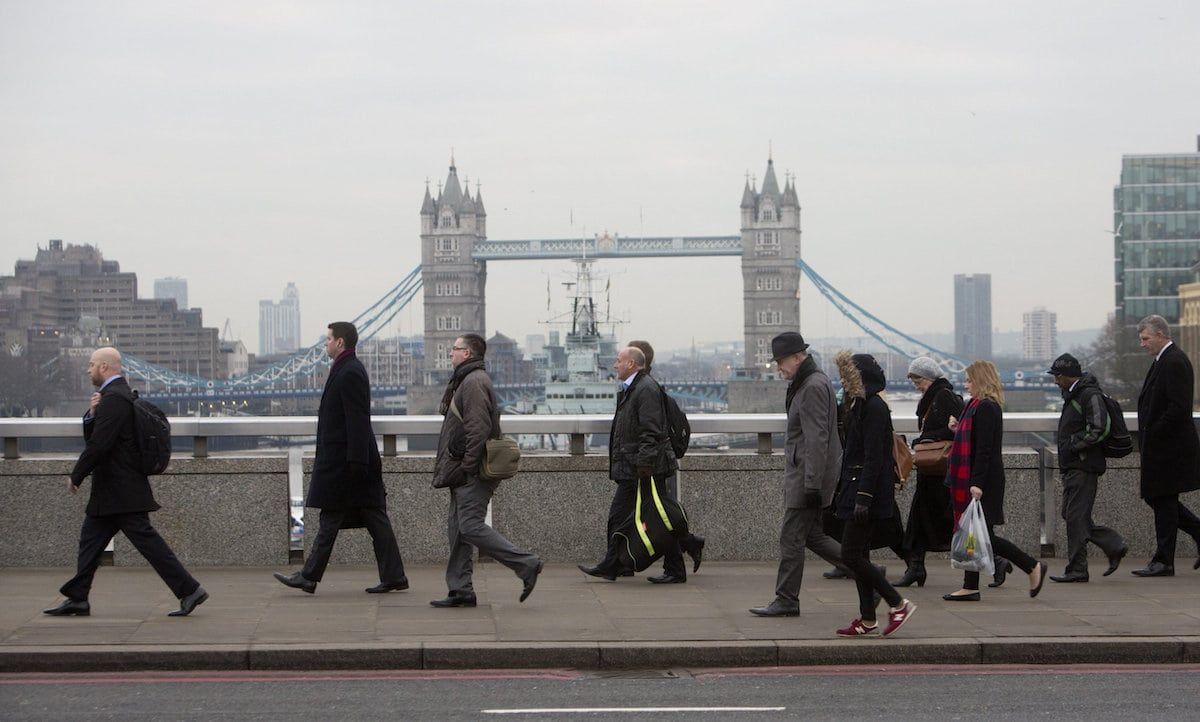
[750,332,845,617]
[1047,353,1128,583]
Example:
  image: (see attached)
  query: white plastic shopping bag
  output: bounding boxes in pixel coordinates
[950,498,995,575]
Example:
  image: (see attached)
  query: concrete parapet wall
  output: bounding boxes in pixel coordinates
[3,450,1195,568]
[0,457,289,567]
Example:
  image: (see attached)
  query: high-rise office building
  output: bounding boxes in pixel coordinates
[1022,306,1058,362]
[954,273,992,360]
[258,282,302,355]
[154,277,188,310]
[0,241,220,379]
[1114,136,1200,329]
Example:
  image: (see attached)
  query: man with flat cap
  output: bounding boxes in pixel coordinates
[1047,353,1128,583]
[750,332,845,617]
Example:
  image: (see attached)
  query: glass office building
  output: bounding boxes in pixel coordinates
[1114,137,1200,326]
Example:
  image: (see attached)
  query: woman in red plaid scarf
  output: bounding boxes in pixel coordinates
[942,361,1048,602]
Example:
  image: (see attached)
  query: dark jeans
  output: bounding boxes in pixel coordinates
[840,517,902,622]
[303,507,406,584]
[963,523,1037,590]
[599,475,697,577]
[1061,469,1126,573]
[60,512,199,601]
[1146,494,1200,566]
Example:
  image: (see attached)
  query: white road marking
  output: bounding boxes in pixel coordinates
[483,707,785,714]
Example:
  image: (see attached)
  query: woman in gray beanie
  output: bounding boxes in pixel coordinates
[892,357,963,588]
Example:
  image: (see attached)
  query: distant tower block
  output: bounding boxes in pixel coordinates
[419,156,488,386]
[740,154,802,375]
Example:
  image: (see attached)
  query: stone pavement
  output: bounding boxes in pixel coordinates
[3,561,1200,672]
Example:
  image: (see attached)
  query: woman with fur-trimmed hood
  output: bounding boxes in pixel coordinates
[831,352,916,637]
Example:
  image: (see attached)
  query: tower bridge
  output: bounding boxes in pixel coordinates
[120,155,1056,410]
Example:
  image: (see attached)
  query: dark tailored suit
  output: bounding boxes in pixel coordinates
[598,372,701,578]
[1136,342,1200,566]
[60,376,200,602]
[302,351,406,584]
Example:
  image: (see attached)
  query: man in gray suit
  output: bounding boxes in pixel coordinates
[750,332,845,617]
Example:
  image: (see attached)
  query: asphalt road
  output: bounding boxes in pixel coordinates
[3,665,1198,721]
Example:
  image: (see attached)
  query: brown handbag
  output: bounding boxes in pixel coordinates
[892,433,914,489]
[912,439,953,475]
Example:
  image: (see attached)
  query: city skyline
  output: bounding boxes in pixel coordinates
[3,3,1199,354]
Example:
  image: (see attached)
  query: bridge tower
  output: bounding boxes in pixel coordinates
[740,154,802,375]
[419,155,488,385]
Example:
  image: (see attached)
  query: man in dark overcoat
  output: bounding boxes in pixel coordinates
[578,345,703,584]
[44,347,207,617]
[274,322,407,594]
[1132,315,1200,577]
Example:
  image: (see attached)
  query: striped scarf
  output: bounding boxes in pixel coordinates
[946,397,979,526]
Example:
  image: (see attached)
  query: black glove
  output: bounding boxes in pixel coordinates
[802,489,822,509]
[852,502,870,523]
[637,465,654,482]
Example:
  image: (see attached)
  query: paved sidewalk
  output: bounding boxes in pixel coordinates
[3,562,1200,671]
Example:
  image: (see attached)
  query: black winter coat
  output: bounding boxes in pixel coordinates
[1056,373,1108,475]
[70,377,161,517]
[609,372,677,481]
[835,394,896,521]
[1137,343,1200,498]
[914,378,962,445]
[967,399,1007,526]
[305,353,386,510]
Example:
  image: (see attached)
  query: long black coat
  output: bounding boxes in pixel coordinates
[967,399,1007,526]
[69,376,161,517]
[835,394,897,521]
[1137,343,1200,499]
[609,372,677,481]
[305,353,386,510]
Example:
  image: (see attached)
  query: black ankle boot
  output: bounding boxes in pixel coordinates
[893,560,926,588]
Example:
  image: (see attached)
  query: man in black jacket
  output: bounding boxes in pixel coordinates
[578,345,703,584]
[1132,315,1200,577]
[429,333,542,607]
[274,322,408,594]
[1046,353,1128,583]
[44,347,207,618]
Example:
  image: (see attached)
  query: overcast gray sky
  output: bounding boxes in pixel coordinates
[2,1,1198,355]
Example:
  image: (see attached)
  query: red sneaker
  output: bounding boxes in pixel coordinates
[835,618,879,636]
[882,599,916,636]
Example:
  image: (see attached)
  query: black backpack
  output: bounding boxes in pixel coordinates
[1071,391,1133,459]
[127,390,173,475]
[661,391,691,459]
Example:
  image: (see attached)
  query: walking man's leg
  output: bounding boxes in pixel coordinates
[1061,469,1093,575]
[362,507,407,584]
[59,515,120,602]
[118,512,199,599]
[302,509,345,583]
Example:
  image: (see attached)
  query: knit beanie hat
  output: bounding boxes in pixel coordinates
[907,356,943,380]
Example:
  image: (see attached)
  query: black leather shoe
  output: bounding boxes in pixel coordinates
[688,535,705,573]
[647,573,686,584]
[43,598,90,616]
[893,562,927,588]
[577,564,617,581]
[273,571,316,594]
[1030,561,1048,598]
[942,591,980,602]
[430,592,477,608]
[988,558,1013,588]
[365,579,410,593]
[1104,546,1128,577]
[520,560,543,602]
[1050,571,1089,583]
[749,600,800,617]
[1131,562,1175,577]
[168,587,209,617]
[823,566,849,579]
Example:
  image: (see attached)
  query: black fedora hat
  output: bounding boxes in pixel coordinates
[771,332,809,361]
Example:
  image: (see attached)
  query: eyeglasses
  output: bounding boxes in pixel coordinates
[451,346,469,352]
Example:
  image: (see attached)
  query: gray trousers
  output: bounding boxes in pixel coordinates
[446,477,540,594]
[775,505,845,605]
[1062,468,1126,574]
